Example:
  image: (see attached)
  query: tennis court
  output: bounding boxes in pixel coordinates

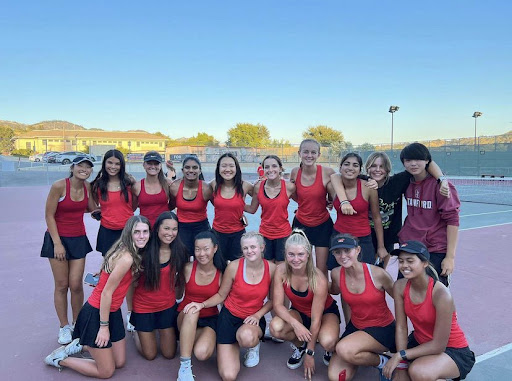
[0,168,511,380]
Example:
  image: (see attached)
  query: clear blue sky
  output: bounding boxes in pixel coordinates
[1,1,510,145]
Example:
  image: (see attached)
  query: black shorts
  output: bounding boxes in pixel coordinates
[216,307,266,344]
[40,231,92,260]
[178,219,210,256]
[213,229,245,262]
[407,333,475,380]
[198,315,218,332]
[130,304,178,332]
[72,302,125,348]
[292,300,341,330]
[341,320,396,352]
[96,225,123,256]
[263,236,287,262]
[292,217,333,248]
[397,252,449,286]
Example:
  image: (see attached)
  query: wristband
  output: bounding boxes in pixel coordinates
[99,320,109,326]
[201,302,206,309]
[340,200,350,205]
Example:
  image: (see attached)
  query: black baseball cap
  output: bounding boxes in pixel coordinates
[72,156,94,167]
[391,240,430,261]
[330,235,359,251]
[143,152,163,163]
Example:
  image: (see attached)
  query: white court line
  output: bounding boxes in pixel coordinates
[460,222,512,231]
[461,210,512,217]
[476,342,512,363]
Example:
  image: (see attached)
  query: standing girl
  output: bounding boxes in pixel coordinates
[382,241,474,380]
[132,151,171,228]
[328,234,396,381]
[289,139,335,276]
[270,230,340,380]
[183,231,276,381]
[211,153,253,261]
[129,212,189,360]
[91,149,136,256]
[246,155,295,264]
[170,155,212,255]
[329,153,386,266]
[42,156,96,345]
[176,230,226,381]
[44,216,151,379]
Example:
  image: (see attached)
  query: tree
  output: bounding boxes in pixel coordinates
[328,140,354,161]
[269,138,292,148]
[185,132,219,146]
[0,126,15,154]
[359,142,375,151]
[116,146,130,156]
[302,125,344,146]
[226,123,271,147]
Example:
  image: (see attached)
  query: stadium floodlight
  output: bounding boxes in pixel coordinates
[472,111,483,149]
[389,106,400,152]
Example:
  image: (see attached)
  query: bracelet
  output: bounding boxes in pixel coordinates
[99,320,109,326]
[340,200,350,205]
[201,302,206,309]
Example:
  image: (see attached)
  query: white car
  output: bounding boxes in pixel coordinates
[29,153,44,162]
[54,151,96,165]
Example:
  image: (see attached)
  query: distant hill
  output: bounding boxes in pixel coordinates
[0,120,93,133]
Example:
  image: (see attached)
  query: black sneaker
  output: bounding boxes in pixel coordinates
[323,350,332,366]
[286,343,306,369]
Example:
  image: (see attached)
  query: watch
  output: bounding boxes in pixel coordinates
[437,175,447,184]
[399,349,408,361]
[305,349,315,356]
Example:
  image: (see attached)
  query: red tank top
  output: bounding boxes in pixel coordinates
[132,260,176,313]
[258,179,292,239]
[138,179,169,227]
[53,178,88,237]
[99,188,133,230]
[176,180,208,223]
[284,282,334,317]
[88,269,133,312]
[178,261,221,318]
[333,179,371,237]
[224,258,271,319]
[404,277,468,348]
[295,165,330,227]
[212,190,245,234]
[340,264,394,329]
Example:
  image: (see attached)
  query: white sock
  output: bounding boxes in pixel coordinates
[378,354,389,369]
[180,356,191,367]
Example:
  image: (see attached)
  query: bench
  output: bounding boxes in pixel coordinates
[481,174,505,178]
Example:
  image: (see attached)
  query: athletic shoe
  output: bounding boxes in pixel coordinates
[58,325,73,345]
[177,363,195,381]
[272,336,285,343]
[243,342,260,368]
[264,325,285,343]
[378,368,392,381]
[286,343,306,369]
[44,346,68,368]
[323,350,332,366]
[64,338,82,356]
[126,311,135,332]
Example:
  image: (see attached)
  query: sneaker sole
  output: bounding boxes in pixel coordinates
[44,346,67,368]
[286,357,305,370]
[244,360,260,368]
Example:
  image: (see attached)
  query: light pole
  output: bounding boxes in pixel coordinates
[472,111,482,150]
[389,106,399,152]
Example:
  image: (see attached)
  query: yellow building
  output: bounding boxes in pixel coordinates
[15,129,167,154]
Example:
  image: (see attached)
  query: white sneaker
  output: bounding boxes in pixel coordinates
[44,346,68,368]
[58,325,73,345]
[177,363,195,381]
[323,350,332,366]
[126,311,135,332]
[264,325,284,343]
[287,343,306,369]
[243,342,260,368]
[65,338,82,356]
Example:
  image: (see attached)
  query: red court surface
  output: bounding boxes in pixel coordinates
[1,185,511,380]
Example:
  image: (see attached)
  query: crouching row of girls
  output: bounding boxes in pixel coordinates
[44,213,474,381]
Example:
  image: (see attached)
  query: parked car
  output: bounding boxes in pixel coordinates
[45,152,60,163]
[29,153,44,162]
[43,151,60,162]
[54,151,96,165]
